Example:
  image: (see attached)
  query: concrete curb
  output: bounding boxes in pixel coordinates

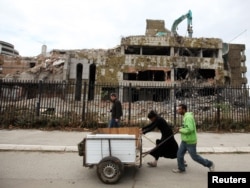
[0,144,76,152]
[1,144,250,153]
[197,146,250,153]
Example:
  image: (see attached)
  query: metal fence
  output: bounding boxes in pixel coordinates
[1,79,250,130]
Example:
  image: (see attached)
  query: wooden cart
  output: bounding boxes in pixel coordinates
[78,127,142,184]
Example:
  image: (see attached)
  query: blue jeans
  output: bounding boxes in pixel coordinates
[108,118,120,128]
[177,141,213,171]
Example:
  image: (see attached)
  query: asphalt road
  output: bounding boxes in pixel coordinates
[1,152,250,188]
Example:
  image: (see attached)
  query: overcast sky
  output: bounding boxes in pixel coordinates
[1,0,249,79]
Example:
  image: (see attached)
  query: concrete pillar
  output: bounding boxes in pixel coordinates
[63,56,70,80]
[170,88,175,102]
[171,68,175,81]
[170,47,174,56]
[199,50,202,57]
[218,49,223,58]
[119,86,124,103]
[121,46,125,55]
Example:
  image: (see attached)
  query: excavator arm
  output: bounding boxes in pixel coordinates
[171,10,193,38]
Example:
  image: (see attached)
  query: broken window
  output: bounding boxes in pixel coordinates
[178,48,201,57]
[142,46,170,56]
[29,62,36,68]
[176,68,188,80]
[124,46,140,55]
[101,87,116,100]
[224,77,230,85]
[198,69,215,79]
[124,70,165,81]
[202,49,218,58]
[175,68,215,81]
[59,51,66,55]
[123,73,137,80]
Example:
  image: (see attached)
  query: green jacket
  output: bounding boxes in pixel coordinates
[179,112,197,144]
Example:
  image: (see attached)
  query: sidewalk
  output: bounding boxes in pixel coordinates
[0,129,250,153]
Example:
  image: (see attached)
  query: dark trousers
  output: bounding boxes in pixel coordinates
[109,118,120,128]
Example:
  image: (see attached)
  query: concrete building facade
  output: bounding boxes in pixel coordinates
[0,41,19,56]
[0,20,247,94]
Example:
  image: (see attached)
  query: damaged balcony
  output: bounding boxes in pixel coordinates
[125,46,171,56]
[123,68,215,83]
[175,68,215,82]
[123,70,165,81]
[124,45,219,58]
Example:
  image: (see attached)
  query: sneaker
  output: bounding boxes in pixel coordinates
[172,168,185,173]
[209,162,215,172]
[147,162,157,167]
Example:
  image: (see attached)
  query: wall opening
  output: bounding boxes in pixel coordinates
[125,46,140,55]
[179,48,201,57]
[88,63,96,100]
[142,46,170,56]
[29,62,36,68]
[176,68,188,80]
[198,69,215,79]
[101,87,116,101]
[175,68,215,81]
[203,49,218,58]
[75,63,83,101]
[123,70,165,81]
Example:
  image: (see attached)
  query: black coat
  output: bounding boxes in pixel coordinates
[142,116,178,159]
[111,99,123,119]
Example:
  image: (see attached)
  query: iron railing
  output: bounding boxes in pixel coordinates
[0,79,250,130]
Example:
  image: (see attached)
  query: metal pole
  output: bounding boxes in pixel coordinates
[36,80,42,117]
[82,82,87,122]
[174,84,177,127]
[216,86,221,131]
[128,83,132,126]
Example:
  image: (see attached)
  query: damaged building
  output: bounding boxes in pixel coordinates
[0,13,248,103]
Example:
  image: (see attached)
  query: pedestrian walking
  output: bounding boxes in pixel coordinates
[109,93,123,128]
[172,103,215,173]
[141,110,179,167]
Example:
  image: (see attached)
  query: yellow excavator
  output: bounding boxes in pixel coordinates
[171,10,193,38]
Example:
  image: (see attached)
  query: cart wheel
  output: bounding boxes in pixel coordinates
[96,156,124,184]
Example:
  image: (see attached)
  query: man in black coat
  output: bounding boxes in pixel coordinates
[109,93,123,128]
[141,110,179,167]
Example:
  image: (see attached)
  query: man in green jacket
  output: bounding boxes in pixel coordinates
[172,103,215,173]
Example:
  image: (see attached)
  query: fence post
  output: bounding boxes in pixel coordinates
[216,86,221,131]
[0,79,2,112]
[128,83,132,126]
[36,80,42,116]
[82,82,87,122]
[174,84,177,127]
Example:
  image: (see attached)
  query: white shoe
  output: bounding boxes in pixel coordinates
[147,162,157,167]
[172,168,185,173]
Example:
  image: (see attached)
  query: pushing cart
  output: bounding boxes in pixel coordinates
[78,127,142,184]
